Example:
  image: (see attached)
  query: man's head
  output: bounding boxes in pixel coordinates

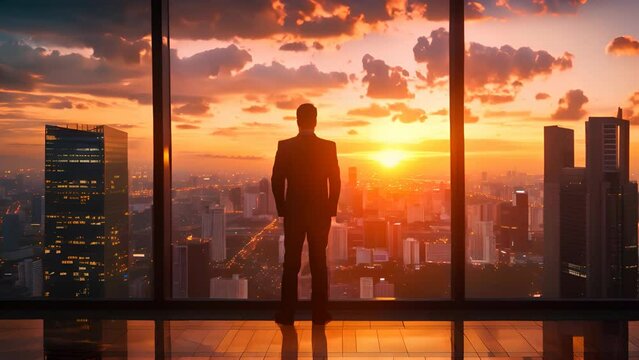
[296,103,317,130]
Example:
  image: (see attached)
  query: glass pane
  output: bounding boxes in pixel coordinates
[169,1,451,299]
[464,1,639,298]
[0,2,153,298]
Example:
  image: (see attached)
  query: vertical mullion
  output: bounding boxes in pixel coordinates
[449,0,466,302]
[152,0,172,303]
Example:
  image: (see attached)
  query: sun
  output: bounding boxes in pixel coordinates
[373,150,407,168]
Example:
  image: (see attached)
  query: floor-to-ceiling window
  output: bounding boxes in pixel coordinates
[168,0,452,300]
[0,1,154,299]
[463,0,639,299]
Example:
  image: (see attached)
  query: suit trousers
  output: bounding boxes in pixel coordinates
[280,214,331,316]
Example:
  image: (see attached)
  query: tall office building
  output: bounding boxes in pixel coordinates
[202,205,226,262]
[497,190,528,252]
[545,115,638,299]
[374,278,395,298]
[584,116,637,298]
[544,125,575,298]
[44,124,129,298]
[172,238,210,298]
[327,221,348,264]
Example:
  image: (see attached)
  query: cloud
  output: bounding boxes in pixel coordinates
[283,115,297,121]
[176,124,200,130]
[174,100,209,116]
[347,129,358,135]
[465,107,479,123]
[0,1,151,63]
[551,89,588,120]
[430,108,448,116]
[413,28,449,86]
[535,92,551,100]
[465,42,573,101]
[607,36,639,56]
[279,42,309,52]
[312,41,324,50]
[271,94,311,109]
[242,121,280,128]
[362,54,413,99]
[623,91,639,124]
[180,61,348,96]
[242,105,270,113]
[388,103,426,123]
[413,29,573,103]
[172,45,252,78]
[211,127,239,137]
[347,103,391,117]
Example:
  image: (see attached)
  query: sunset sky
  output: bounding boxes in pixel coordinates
[0,0,638,180]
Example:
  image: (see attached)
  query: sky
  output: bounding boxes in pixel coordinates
[0,0,638,180]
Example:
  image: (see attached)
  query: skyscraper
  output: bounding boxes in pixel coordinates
[402,238,420,265]
[327,220,348,264]
[544,125,575,298]
[172,237,210,298]
[584,116,637,298]
[44,124,129,298]
[469,220,496,264]
[544,115,638,299]
[363,219,388,249]
[202,205,226,262]
[497,190,528,252]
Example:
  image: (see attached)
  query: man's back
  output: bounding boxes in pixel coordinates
[271,134,340,219]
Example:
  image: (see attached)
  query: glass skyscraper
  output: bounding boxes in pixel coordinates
[44,124,129,298]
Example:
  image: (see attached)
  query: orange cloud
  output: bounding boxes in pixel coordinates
[551,89,589,120]
[607,36,639,56]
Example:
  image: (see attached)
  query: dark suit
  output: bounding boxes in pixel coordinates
[271,132,340,316]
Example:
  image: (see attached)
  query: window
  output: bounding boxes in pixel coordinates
[0,2,153,298]
[169,1,451,299]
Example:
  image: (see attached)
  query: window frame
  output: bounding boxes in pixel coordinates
[3,0,639,311]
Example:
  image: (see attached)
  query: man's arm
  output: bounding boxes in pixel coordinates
[271,141,287,217]
[328,141,341,216]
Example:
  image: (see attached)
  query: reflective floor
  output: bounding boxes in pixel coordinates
[1,317,638,359]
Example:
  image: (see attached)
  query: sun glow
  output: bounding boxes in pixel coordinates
[373,150,408,168]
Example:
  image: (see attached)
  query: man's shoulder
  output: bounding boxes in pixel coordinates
[278,137,297,147]
[315,136,336,148]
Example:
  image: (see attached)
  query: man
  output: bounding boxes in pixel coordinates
[271,103,341,325]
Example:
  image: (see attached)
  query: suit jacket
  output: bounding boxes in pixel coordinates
[271,133,341,219]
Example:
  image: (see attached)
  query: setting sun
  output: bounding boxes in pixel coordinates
[373,150,408,168]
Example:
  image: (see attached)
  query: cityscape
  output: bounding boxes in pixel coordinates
[0,111,636,300]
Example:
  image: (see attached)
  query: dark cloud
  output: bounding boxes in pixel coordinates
[312,41,324,50]
[279,42,309,52]
[413,28,449,86]
[242,105,270,113]
[172,45,252,78]
[607,36,639,56]
[75,103,88,110]
[347,103,390,117]
[414,29,573,104]
[388,103,426,123]
[0,0,151,63]
[535,92,551,100]
[0,91,108,110]
[362,54,413,99]
[551,89,588,120]
[48,98,73,109]
[186,61,348,95]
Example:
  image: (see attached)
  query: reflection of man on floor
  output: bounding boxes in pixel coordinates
[272,103,341,325]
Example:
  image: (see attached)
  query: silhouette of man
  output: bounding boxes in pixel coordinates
[272,103,341,325]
